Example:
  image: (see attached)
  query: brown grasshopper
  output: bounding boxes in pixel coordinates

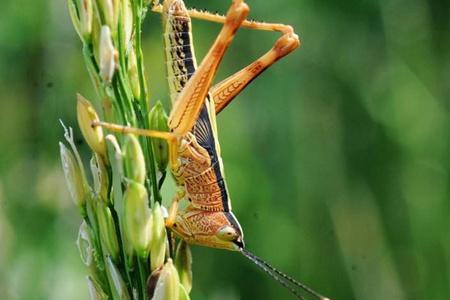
[95,0,328,299]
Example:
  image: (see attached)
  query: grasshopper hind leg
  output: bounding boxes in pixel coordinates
[153,1,300,115]
[166,0,249,136]
[209,23,300,114]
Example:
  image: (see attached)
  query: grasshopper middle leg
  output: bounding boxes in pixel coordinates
[165,189,185,228]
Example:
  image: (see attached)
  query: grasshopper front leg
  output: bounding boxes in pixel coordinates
[93,121,188,224]
[92,121,180,169]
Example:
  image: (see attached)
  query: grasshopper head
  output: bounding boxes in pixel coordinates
[171,210,244,251]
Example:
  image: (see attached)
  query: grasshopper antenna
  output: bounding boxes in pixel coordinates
[240,248,329,300]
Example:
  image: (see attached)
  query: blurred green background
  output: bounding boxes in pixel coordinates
[1,0,449,299]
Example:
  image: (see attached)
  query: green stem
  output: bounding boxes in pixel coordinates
[137,256,148,300]
[116,9,128,75]
[132,0,162,204]
[110,205,135,296]
[133,0,149,105]
[82,45,103,96]
[114,17,136,125]
[135,107,162,204]
[158,171,167,190]
[87,200,114,297]
[112,75,129,124]
[116,71,137,125]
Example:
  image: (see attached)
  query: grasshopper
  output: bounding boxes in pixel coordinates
[95,0,328,299]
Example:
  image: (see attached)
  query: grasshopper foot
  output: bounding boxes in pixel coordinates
[273,32,300,58]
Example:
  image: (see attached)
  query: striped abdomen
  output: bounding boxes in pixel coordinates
[163,1,231,213]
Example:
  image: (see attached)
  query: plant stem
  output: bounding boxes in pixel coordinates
[137,256,148,300]
[132,0,162,204]
[110,204,134,295]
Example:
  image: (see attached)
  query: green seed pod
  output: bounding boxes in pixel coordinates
[90,6,102,63]
[105,256,131,300]
[127,48,140,100]
[105,134,123,179]
[149,101,169,173]
[123,134,146,184]
[77,221,95,266]
[86,276,108,300]
[77,94,107,157]
[67,0,82,41]
[78,0,93,42]
[97,0,119,37]
[151,202,167,271]
[121,224,135,270]
[123,182,152,258]
[77,221,106,286]
[174,241,192,293]
[96,201,120,262]
[121,0,133,50]
[178,284,190,300]
[105,134,136,266]
[98,25,117,83]
[150,259,180,300]
[60,142,89,215]
[90,153,109,201]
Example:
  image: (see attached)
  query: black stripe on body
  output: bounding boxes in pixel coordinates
[194,106,230,212]
[168,16,231,212]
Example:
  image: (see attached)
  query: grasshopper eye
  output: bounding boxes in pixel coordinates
[217,226,239,241]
